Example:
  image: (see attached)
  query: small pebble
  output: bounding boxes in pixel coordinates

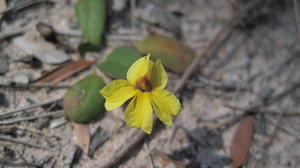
[12,73,30,85]
[49,117,66,129]
[112,0,127,12]
[13,36,70,65]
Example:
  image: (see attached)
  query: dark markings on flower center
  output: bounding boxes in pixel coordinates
[136,76,152,92]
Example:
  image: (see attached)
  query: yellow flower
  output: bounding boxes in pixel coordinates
[100,54,182,134]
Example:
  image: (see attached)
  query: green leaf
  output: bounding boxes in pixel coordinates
[64,74,105,123]
[134,35,195,73]
[98,47,141,78]
[78,42,100,56]
[75,0,107,46]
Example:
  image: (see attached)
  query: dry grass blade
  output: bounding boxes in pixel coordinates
[0,135,48,149]
[36,60,95,84]
[293,0,300,38]
[0,0,48,15]
[230,116,254,168]
[0,110,63,125]
[0,98,62,118]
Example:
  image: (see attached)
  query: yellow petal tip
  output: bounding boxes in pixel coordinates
[142,128,152,134]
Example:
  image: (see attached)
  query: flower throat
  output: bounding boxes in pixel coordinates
[136,76,152,92]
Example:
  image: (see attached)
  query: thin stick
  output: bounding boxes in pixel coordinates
[0,135,48,149]
[267,116,300,141]
[98,130,145,168]
[214,82,300,133]
[0,110,63,125]
[0,29,25,42]
[224,104,300,116]
[0,98,62,118]
[229,80,300,111]
[0,0,49,15]
[293,0,300,38]
[145,142,156,168]
[0,83,71,89]
[173,23,233,93]
[0,160,35,167]
[188,76,250,92]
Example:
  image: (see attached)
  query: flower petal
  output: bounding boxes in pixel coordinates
[125,92,153,134]
[100,80,138,111]
[151,102,173,126]
[150,89,181,125]
[100,79,132,98]
[151,59,167,90]
[104,86,138,111]
[127,54,154,86]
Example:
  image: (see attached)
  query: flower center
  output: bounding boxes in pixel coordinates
[136,76,152,92]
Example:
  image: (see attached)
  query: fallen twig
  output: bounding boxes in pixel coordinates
[98,129,148,168]
[173,23,233,92]
[145,142,156,168]
[224,104,300,116]
[0,98,62,118]
[0,29,25,42]
[267,116,300,141]
[0,83,71,89]
[225,80,300,113]
[0,0,50,15]
[187,76,251,92]
[0,110,63,125]
[293,0,300,38]
[0,160,35,167]
[214,81,300,133]
[0,135,48,149]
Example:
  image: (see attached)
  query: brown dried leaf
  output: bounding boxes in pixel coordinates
[36,60,95,84]
[230,116,254,168]
[73,122,90,156]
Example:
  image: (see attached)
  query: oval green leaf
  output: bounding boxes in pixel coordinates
[134,35,195,73]
[64,74,105,123]
[98,47,141,78]
[75,0,107,46]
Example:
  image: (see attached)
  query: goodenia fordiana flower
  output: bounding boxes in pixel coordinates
[100,54,182,134]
